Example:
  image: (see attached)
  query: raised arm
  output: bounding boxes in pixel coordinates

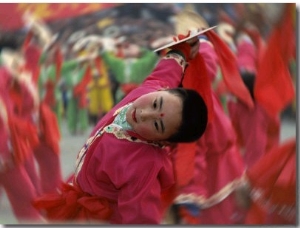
[142,38,200,90]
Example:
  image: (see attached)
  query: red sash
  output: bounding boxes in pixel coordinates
[33,181,113,222]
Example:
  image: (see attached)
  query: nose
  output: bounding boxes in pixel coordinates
[140,109,160,121]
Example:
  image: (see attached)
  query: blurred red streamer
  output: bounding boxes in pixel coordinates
[0,3,119,31]
[254,3,296,118]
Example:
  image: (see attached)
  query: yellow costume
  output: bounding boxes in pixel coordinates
[87,57,114,123]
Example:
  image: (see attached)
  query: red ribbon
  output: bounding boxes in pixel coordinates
[33,182,113,221]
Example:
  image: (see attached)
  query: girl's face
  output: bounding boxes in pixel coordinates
[126,90,182,141]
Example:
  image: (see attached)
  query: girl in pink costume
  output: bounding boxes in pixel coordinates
[227,31,280,169]
[33,29,210,224]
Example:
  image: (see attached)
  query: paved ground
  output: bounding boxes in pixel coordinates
[0,116,297,225]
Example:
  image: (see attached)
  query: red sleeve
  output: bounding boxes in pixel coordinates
[142,54,186,90]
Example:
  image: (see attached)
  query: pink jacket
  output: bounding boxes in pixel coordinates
[75,54,186,224]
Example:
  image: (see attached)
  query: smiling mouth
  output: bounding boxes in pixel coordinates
[132,109,137,122]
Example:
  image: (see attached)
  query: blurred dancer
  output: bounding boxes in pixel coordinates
[73,36,114,125]
[166,10,252,224]
[38,37,64,127]
[173,5,296,225]
[0,44,43,222]
[16,13,63,195]
[227,29,280,168]
[101,37,159,103]
[228,3,295,168]
[60,45,95,135]
[74,35,159,105]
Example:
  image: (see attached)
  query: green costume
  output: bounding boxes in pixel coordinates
[61,59,90,135]
[102,48,158,103]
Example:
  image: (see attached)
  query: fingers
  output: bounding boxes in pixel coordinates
[187,38,199,47]
[186,38,200,59]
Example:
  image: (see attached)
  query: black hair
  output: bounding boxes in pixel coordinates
[0,34,21,52]
[240,71,256,101]
[166,88,208,143]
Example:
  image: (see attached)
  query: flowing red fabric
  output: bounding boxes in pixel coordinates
[206,30,254,109]
[39,102,61,155]
[94,56,102,71]
[245,138,296,224]
[54,47,63,81]
[73,66,92,108]
[33,182,113,222]
[8,115,39,165]
[22,31,34,51]
[247,138,296,203]
[174,143,197,187]
[116,46,124,58]
[23,42,42,84]
[254,3,296,118]
[276,4,296,62]
[245,202,266,224]
[43,81,56,108]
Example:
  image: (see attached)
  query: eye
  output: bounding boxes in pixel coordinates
[154,121,159,131]
[153,99,157,109]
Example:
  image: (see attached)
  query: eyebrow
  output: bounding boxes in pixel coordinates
[159,97,165,133]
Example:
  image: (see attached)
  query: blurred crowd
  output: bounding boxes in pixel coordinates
[1,3,290,56]
[1,3,295,123]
